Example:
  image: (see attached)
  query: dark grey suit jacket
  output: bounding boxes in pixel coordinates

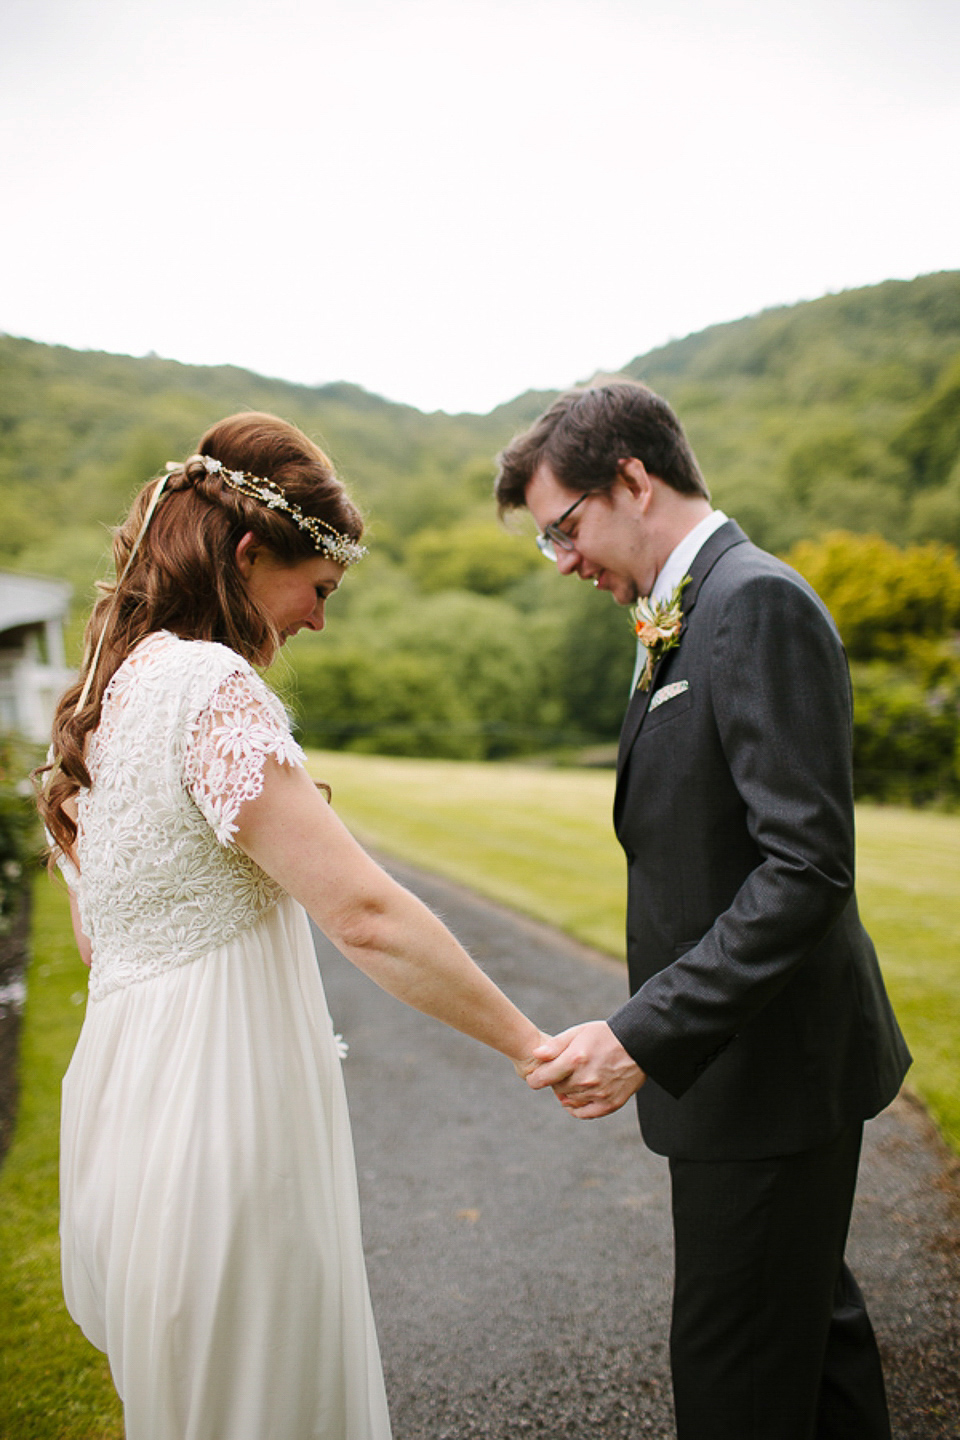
[607,521,910,1162]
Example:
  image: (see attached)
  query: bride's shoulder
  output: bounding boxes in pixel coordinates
[170,633,251,670]
[117,632,258,708]
[130,631,246,671]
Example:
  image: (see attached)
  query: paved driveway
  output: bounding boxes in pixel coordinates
[315,857,960,1439]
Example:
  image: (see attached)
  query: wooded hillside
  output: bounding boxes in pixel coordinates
[3,271,959,797]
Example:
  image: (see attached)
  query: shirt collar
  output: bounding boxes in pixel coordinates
[650,510,728,604]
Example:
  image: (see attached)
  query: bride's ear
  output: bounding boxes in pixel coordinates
[235,531,260,578]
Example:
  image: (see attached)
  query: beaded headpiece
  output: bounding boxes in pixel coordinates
[192,454,367,566]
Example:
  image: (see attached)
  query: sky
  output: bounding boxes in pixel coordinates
[2,0,958,415]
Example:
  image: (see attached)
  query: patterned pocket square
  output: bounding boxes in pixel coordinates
[649,679,690,711]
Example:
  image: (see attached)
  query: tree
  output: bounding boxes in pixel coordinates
[407,522,540,595]
[892,354,960,489]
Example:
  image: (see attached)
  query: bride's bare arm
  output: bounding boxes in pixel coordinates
[232,756,545,1073]
[68,887,93,967]
[61,796,92,967]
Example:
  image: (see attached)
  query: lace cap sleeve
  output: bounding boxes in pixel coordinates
[184,668,306,846]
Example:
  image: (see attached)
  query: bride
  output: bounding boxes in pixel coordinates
[37,411,547,1440]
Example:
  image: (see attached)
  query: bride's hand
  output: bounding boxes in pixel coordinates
[512,1030,556,1080]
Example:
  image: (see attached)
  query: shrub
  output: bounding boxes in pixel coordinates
[784,531,960,662]
[0,737,42,932]
[851,663,960,807]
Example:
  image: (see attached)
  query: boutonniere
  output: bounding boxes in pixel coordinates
[633,575,691,691]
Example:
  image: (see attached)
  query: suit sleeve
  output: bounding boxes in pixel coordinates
[607,569,858,1098]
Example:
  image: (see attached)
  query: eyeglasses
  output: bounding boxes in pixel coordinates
[535,492,589,561]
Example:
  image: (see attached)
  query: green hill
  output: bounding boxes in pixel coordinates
[2,272,959,784]
[3,271,959,597]
[0,340,514,597]
[623,271,960,551]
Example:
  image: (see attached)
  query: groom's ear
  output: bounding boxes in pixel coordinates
[617,457,653,506]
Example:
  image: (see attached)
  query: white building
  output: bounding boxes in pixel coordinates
[0,573,73,742]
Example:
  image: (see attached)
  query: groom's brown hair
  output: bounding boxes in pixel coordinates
[495,381,710,511]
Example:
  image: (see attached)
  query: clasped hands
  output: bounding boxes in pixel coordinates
[517,1022,647,1119]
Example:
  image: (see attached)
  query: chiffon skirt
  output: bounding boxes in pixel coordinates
[60,896,391,1440]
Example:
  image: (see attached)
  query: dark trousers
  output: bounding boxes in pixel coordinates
[668,1123,891,1440]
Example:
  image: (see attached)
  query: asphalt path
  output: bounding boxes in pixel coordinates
[314,856,960,1440]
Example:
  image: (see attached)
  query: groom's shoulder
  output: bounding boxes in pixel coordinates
[699,524,834,626]
[711,523,812,592]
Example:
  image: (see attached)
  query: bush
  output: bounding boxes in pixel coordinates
[784,531,960,662]
[286,646,482,759]
[851,663,960,807]
[785,534,960,808]
[0,736,42,932]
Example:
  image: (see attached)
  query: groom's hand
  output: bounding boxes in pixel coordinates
[525,1022,646,1118]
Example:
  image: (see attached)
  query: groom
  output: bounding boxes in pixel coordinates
[495,382,910,1440]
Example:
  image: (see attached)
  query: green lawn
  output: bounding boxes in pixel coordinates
[853,806,960,1154]
[309,749,960,1152]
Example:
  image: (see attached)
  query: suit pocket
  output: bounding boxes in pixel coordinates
[641,685,693,732]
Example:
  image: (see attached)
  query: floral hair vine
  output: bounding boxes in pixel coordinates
[187,455,367,567]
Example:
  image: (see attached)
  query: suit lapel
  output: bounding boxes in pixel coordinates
[615,520,749,786]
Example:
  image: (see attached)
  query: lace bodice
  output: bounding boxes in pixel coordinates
[73,632,306,1001]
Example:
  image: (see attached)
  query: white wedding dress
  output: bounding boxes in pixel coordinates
[59,631,391,1440]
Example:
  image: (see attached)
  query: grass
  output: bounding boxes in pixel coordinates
[308,749,960,1153]
[0,875,124,1440]
[1,756,956,1438]
[853,806,960,1153]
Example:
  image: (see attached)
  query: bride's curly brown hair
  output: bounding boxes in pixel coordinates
[37,411,363,862]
